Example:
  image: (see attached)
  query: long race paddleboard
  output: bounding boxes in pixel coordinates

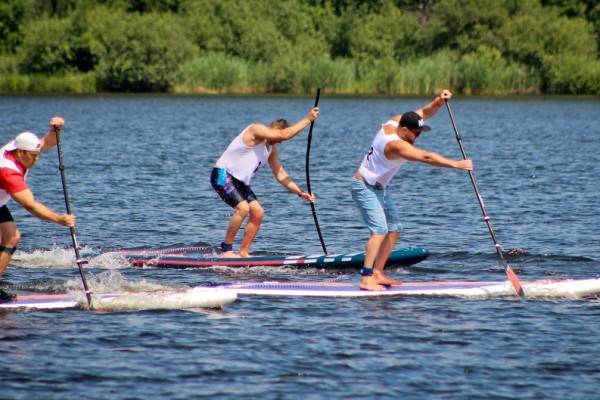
[0,287,236,311]
[196,278,600,300]
[110,245,429,269]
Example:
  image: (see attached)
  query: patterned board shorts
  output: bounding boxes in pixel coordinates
[210,168,257,208]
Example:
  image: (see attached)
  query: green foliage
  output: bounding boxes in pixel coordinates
[425,0,511,53]
[177,53,248,92]
[0,74,30,93]
[17,13,100,75]
[456,46,539,94]
[1,0,600,94]
[0,72,96,94]
[542,54,600,94]
[0,0,25,53]
[89,7,195,91]
[300,56,355,93]
[347,2,420,64]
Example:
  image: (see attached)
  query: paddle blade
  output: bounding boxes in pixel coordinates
[505,265,525,298]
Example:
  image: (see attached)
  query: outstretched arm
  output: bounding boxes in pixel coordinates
[247,107,319,145]
[388,140,473,170]
[268,147,315,203]
[11,189,76,227]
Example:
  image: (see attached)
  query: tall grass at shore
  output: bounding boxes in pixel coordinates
[0,52,577,96]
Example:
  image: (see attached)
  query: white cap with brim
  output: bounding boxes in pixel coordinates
[5,132,42,152]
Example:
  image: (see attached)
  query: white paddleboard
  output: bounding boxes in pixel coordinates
[0,287,237,311]
[202,278,600,299]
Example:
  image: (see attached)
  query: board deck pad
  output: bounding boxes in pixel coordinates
[110,245,429,269]
[199,278,600,299]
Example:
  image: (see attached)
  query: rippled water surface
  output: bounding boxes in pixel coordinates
[1,95,599,399]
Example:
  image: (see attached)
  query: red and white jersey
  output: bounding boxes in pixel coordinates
[0,142,28,207]
[358,120,407,188]
[215,126,272,185]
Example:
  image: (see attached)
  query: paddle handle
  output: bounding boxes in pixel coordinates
[305,88,327,254]
[55,128,93,306]
[444,100,524,297]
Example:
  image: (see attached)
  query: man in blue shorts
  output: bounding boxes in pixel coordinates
[352,90,473,291]
[211,107,319,257]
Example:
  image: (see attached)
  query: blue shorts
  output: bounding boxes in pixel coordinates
[211,168,257,208]
[351,177,402,235]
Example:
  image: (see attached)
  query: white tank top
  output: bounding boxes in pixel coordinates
[358,120,407,187]
[215,126,272,185]
[0,143,27,207]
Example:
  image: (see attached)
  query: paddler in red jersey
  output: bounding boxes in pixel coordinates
[210,107,319,257]
[0,117,76,292]
[352,90,473,291]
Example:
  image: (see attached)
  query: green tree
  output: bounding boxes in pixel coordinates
[90,7,195,91]
[0,0,24,53]
[424,0,511,54]
[18,15,99,74]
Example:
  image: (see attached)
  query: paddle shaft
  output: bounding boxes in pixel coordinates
[444,100,524,296]
[55,128,92,306]
[305,88,327,254]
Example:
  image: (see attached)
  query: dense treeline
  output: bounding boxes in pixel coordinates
[0,0,599,94]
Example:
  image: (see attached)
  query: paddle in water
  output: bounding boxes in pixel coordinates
[55,125,93,307]
[444,100,525,297]
[305,87,327,254]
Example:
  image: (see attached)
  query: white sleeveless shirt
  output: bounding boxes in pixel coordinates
[215,126,272,185]
[0,142,27,207]
[358,120,407,188]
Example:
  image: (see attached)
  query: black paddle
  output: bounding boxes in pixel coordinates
[54,125,93,307]
[444,99,525,297]
[305,87,327,254]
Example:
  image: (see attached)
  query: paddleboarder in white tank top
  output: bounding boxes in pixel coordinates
[211,107,319,257]
[352,90,474,291]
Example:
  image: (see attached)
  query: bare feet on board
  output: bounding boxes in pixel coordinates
[220,251,251,258]
[220,251,240,258]
[359,276,387,291]
[373,271,402,286]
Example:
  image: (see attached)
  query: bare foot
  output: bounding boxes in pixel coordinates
[359,276,386,291]
[373,271,402,285]
[220,251,241,258]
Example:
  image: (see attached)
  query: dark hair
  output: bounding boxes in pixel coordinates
[270,119,290,129]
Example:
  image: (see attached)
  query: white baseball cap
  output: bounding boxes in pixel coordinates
[5,131,42,152]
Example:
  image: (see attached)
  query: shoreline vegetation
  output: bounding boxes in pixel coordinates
[1,0,599,96]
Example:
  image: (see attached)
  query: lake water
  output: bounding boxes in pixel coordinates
[1,94,599,399]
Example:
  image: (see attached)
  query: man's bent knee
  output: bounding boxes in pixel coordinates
[234,202,250,216]
[2,229,21,247]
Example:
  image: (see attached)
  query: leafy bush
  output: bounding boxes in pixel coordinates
[542,54,600,94]
[90,7,195,92]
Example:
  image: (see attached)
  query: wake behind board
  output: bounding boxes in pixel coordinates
[198,278,600,300]
[0,287,236,311]
[111,245,429,269]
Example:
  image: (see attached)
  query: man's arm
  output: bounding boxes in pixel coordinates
[416,90,452,120]
[11,189,75,227]
[268,147,315,202]
[40,116,65,153]
[247,107,319,145]
[388,140,473,170]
